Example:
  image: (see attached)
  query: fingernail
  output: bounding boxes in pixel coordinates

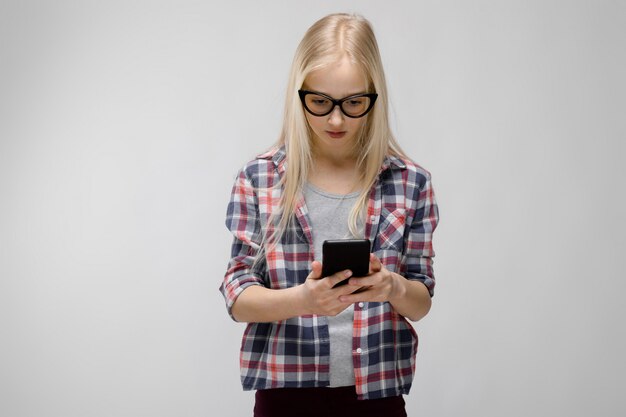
[344,270,352,278]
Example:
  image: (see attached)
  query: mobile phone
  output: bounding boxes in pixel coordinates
[321,239,371,287]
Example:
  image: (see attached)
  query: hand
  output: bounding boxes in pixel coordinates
[338,254,406,304]
[297,261,362,316]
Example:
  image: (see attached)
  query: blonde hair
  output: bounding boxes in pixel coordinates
[269,13,407,246]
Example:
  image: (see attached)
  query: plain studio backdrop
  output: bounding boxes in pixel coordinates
[1,1,625,416]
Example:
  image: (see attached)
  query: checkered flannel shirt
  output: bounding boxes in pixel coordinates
[220,146,438,400]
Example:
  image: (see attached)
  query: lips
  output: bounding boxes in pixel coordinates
[326,131,347,139]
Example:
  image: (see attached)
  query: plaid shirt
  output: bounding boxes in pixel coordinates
[220,146,438,400]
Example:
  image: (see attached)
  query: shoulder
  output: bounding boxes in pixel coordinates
[381,154,437,213]
[383,154,433,190]
[235,146,285,186]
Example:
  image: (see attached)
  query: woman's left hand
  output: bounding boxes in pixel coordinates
[339,253,406,304]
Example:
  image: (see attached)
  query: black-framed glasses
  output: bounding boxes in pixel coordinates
[298,89,378,118]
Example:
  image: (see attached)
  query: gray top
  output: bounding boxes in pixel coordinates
[303,183,363,388]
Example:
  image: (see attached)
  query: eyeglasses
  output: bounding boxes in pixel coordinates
[298,89,378,118]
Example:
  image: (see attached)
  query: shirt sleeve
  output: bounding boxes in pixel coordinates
[219,167,266,320]
[404,172,439,297]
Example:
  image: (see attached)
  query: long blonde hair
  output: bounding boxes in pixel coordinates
[270,13,407,245]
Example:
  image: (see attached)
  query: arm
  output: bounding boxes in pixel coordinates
[231,285,305,323]
[232,261,359,323]
[221,167,361,323]
[389,273,432,321]
[220,167,267,320]
[339,171,439,321]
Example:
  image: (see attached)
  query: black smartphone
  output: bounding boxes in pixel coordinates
[321,239,371,287]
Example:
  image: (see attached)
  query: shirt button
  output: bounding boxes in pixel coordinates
[356,348,362,354]
[358,302,364,308]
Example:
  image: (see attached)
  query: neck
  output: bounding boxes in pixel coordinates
[308,152,361,195]
[311,143,358,168]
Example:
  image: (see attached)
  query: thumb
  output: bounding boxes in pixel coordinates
[307,260,323,280]
[369,253,382,273]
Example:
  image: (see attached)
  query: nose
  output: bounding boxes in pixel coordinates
[327,105,344,126]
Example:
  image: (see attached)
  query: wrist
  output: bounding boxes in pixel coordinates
[389,272,407,304]
[289,284,310,316]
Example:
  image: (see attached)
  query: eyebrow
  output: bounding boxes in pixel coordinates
[304,89,369,98]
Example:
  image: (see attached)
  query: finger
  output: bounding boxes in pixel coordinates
[347,274,376,288]
[307,261,323,280]
[327,269,353,288]
[336,278,366,295]
[369,253,382,273]
[339,286,374,303]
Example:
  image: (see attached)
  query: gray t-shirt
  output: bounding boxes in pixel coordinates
[303,183,363,387]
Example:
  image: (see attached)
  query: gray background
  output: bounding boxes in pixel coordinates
[1,0,625,416]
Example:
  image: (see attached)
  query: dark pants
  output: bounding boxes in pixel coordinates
[254,385,407,417]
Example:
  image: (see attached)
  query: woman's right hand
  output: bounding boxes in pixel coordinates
[297,261,359,316]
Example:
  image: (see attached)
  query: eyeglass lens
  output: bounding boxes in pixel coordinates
[304,93,372,117]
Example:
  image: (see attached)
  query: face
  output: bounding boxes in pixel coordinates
[302,56,369,156]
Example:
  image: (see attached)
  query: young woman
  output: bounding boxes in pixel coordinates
[220,13,438,417]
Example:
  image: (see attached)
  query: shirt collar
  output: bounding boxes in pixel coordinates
[257,146,406,174]
[380,154,407,172]
[256,146,287,174]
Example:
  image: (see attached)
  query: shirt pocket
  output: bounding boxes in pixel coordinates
[376,208,406,252]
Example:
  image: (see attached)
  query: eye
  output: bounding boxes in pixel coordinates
[346,98,365,107]
[305,94,333,113]
[311,98,330,105]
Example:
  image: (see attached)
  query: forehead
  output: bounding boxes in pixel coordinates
[304,56,368,97]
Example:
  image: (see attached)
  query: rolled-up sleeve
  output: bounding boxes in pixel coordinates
[404,172,439,297]
[219,168,266,320]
